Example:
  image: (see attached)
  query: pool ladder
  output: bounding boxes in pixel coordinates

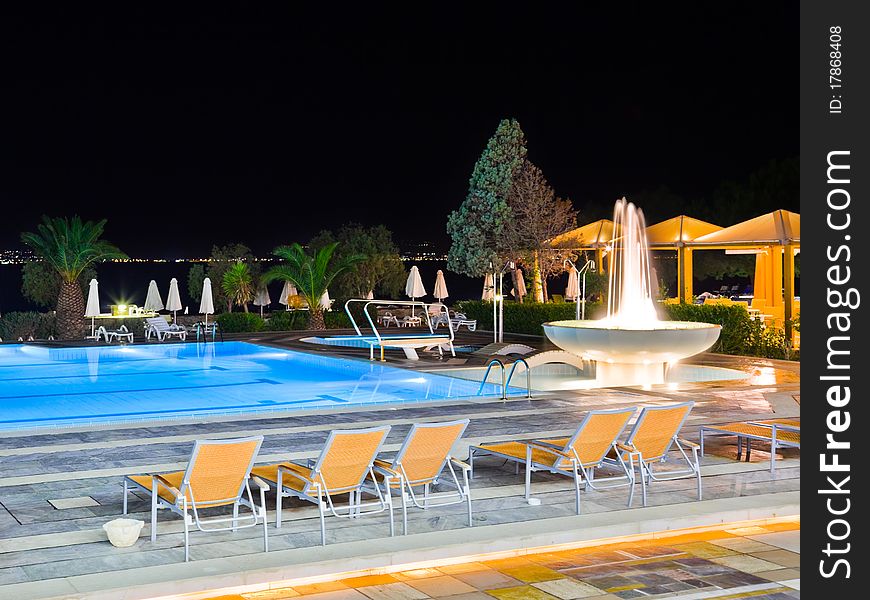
[478,358,532,400]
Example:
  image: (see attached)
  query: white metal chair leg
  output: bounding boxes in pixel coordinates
[122,480,128,515]
[640,462,649,507]
[182,500,190,562]
[572,462,581,515]
[276,471,283,529]
[317,486,327,546]
[260,491,269,553]
[626,454,637,507]
[232,502,239,532]
[524,445,533,500]
[463,469,473,527]
[150,480,159,542]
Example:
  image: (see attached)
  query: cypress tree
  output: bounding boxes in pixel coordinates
[447,118,527,276]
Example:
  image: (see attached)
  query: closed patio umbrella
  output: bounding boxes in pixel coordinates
[513,268,527,303]
[85,278,101,338]
[253,285,271,318]
[433,270,449,301]
[278,281,297,311]
[166,278,183,323]
[405,265,426,315]
[482,273,494,301]
[200,277,215,328]
[144,280,164,312]
[565,268,580,301]
[319,289,331,310]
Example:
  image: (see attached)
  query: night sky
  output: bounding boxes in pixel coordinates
[1,5,798,257]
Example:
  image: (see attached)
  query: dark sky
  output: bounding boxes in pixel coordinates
[1,4,798,257]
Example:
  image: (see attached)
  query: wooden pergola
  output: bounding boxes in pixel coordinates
[688,209,800,339]
[644,215,723,302]
[548,219,614,274]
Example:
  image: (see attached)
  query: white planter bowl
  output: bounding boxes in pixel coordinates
[103,518,145,548]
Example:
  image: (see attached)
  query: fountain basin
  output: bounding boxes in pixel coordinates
[543,320,721,386]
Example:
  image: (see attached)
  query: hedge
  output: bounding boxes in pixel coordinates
[454,300,795,359]
[454,300,606,336]
[215,312,265,333]
[0,311,57,340]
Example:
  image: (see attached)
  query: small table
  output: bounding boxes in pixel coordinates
[400,316,423,327]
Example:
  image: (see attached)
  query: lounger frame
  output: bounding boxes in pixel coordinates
[123,436,268,562]
[468,407,636,514]
[699,421,800,474]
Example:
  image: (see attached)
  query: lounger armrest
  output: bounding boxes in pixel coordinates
[152,474,182,499]
[373,464,400,478]
[250,476,270,492]
[277,463,315,484]
[449,457,472,471]
[527,441,572,459]
[677,437,700,449]
[615,442,637,454]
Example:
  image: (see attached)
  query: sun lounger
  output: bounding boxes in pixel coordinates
[604,402,700,507]
[699,420,800,473]
[468,407,635,514]
[97,325,134,343]
[449,312,477,332]
[123,436,268,562]
[144,317,187,341]
[370,419,471,534]
[253,426,393,545]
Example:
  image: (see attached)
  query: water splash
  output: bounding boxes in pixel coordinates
[605,198,659,326]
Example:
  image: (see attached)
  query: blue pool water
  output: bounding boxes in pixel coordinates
[0,342,512,430]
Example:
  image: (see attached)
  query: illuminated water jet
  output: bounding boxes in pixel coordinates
[543,198,720,386]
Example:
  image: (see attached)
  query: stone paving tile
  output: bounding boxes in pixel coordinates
[485,585,561,600]
[498,564,565,583]
[530,578,607,599]
[749,549,800,568]
[355,582,430,600]
[451,570,524,590]
[403,576,476,597]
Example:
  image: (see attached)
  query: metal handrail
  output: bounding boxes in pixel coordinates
[343,299,454,361]
[505,358,532,399]
[478,358,506,400]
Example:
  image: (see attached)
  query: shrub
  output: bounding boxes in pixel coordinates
[0,311,57,340]
[265,311,306,331]
[324,311,352,329]
[661,304,753,355]
[454,300,606,336]
[662,303,794,359]
[215,312,265,333]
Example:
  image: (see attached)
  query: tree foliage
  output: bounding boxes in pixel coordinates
[201,242,260,312]
[187,263,206,303]
[502,160,577,300]
[21,261,95,309]
[20,216,126,339]
[310,224,405,301]
[222,261,254,312]
[447,118,527,276]
[263,243,364,329]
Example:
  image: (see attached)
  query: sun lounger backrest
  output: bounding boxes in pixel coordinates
[312,426,390,492]
[626,402,694,462]
[392,419,469,484]
[182,436,263,507]
[563,407,635,465]
[147,317,170,330]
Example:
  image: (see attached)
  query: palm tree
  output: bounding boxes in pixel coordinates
[263,242,363,329]
[222,261,254,312]
[21,216,127,340]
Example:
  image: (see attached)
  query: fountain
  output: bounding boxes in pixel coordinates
[543,198,721,386]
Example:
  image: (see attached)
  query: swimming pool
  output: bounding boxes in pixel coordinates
[0,342,512,430]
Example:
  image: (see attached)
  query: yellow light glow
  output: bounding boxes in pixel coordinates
[164,516,799,600]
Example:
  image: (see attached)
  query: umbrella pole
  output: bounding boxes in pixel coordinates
[91,317,95,338]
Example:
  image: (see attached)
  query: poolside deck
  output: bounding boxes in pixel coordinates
[0,333,800,599]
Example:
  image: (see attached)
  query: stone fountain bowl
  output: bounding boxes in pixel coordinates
[543,320,721,364]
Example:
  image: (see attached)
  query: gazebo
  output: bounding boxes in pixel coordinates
[549,219,614,274]
[689,209,800,339]
[645,215,723,302]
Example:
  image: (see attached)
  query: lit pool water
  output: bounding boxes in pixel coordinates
[0,342,512,430]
